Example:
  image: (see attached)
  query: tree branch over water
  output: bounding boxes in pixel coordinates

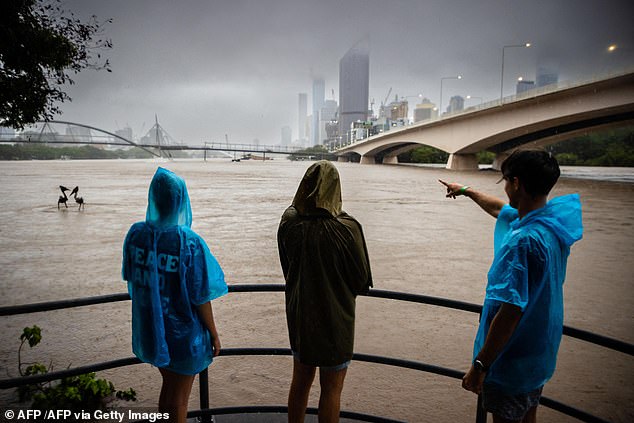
[0,0,112,129]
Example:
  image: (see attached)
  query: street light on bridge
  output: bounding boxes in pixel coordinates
[500,42,531,101]
[466,95,483,105]
[401,94,423,101]
[440,75,462,116]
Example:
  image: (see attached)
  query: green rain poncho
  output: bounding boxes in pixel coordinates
[278,161,373,367]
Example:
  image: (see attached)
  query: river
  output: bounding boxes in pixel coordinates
[0,159,632,422]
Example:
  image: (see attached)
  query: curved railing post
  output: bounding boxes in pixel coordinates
[198,367,212,422]
[476,395,487,423]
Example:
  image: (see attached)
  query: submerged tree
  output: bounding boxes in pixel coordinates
[0,0,112,129]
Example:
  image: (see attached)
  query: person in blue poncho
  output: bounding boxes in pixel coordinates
[122,167,228,423]
[440,150,583,423]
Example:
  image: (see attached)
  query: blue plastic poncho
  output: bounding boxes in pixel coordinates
[474,194,583,394]
[122,167,227,375]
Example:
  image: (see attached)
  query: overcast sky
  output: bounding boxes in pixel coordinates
[57,0,634,145]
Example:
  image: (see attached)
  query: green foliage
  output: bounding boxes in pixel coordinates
[0,143,154,160]
[21,325,42,347]
[549,125,634,166]
[288,145,336,161]
[476,151,495,164]
[0,0,112,129]
[398,146,449,163]
[17,325,136,410]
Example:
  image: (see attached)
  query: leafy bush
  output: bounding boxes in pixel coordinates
[17,325,136,410]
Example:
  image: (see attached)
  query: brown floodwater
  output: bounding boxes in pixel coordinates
[0,159,632,422]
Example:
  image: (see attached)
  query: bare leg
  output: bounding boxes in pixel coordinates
[288,360,316,423]
[491,404,538,423]
[317,367,347,423]
[522,406,537,423]
[158,368,196,423]
[492,414,519,423]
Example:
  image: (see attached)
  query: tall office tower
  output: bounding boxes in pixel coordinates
[312,78,325,145]
[338,41,369,142]
[516,80,535,94]
[536,66,559,87]
[447,95,464,114]
[298,93,308,144]
[281,126,292,146]
[319,99,338,146]
[413,98,437,122]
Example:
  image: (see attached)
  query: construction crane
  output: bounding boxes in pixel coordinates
[382,87,392,107]
[379,87,392,118]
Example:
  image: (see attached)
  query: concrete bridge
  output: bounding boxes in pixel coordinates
[335,71,634,170]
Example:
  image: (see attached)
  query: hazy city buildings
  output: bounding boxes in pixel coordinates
[281,125,292,146]
[115,126,133,141]
[386,95,408,121]
[537,66,559,87]
[0,126,15,139]
[298,93,308,145]
[312,78,325,146]
[320,99,338,145]
[413,98,437,122]
[447,95,464,114]
[338,41,369,143]
[516,79,536,94]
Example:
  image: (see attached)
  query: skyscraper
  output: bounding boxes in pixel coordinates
[338,41,369,142]
[298,93,307,145]
[447,95,464,114]
[312,78,325,145]
[516,79,535,94]
[413,98,437,122]
[320,99,338,146]
[281,126,292,146]
[536,66,559,87]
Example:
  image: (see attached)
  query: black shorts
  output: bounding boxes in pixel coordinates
[482,384,543,421]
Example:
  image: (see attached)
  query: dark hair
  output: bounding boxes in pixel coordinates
[501,149,560,197]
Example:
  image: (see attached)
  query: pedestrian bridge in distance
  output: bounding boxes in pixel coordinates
[335,71,634,170]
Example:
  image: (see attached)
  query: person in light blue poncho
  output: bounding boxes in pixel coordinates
[122,167,227,423]
[440,150,583,423]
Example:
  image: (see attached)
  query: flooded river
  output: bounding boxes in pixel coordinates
[0,159,632,422]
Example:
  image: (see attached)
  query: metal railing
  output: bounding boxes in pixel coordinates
[1,284,632,422]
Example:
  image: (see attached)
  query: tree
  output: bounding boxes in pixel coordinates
[0,0,112,129]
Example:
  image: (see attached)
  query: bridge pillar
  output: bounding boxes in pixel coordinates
[337,156,349,163]
[446,153,478,170]
[382,155,399,164]
[360,155,375,164]
[491,152,510,171]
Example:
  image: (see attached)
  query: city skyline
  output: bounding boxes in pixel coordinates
[40,0,634,145]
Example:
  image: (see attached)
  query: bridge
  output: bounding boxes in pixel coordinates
[0,119,306,158]
[334,71,634,170]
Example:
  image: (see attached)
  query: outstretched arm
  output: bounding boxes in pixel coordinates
[197,302,221,356]
[438,179,506,219]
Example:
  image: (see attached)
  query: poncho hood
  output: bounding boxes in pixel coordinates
[511,193,583,247]
[146,167,192,228]
[292,160,342,217]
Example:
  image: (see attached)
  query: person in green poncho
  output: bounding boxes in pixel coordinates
[278,160,373,423]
